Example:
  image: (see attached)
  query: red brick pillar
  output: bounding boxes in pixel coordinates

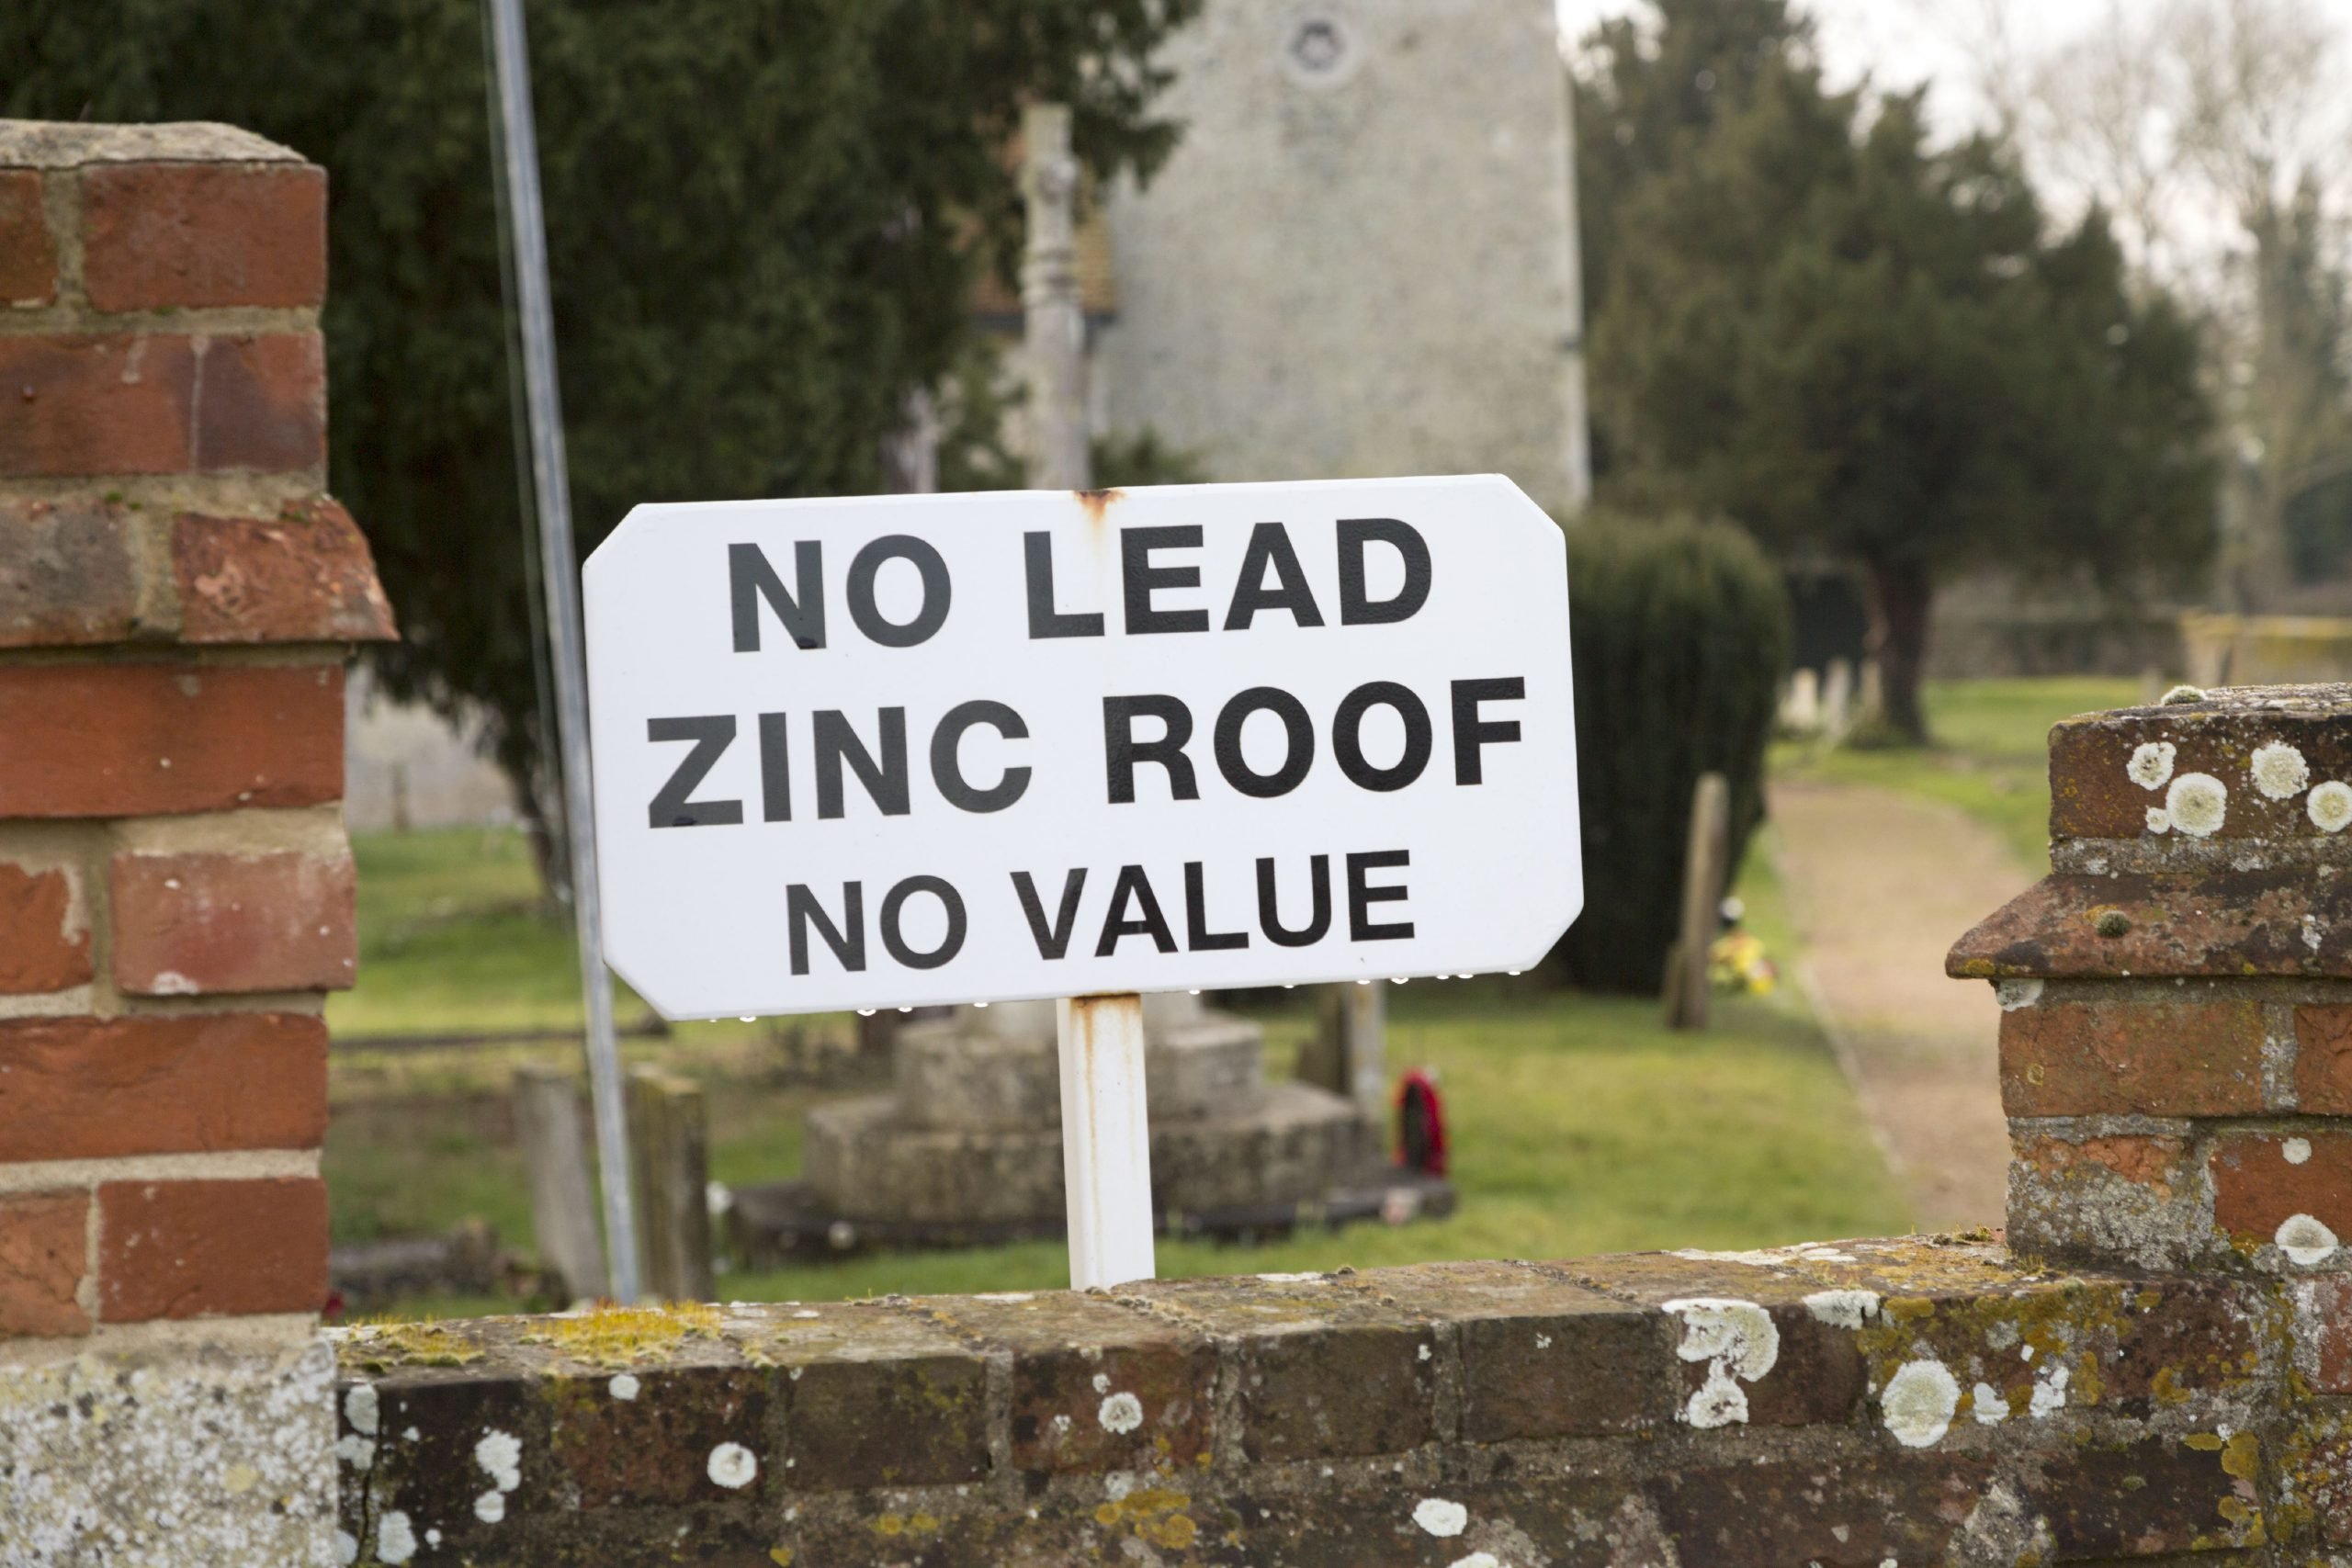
[0,120,391,1558]
[1951,686,2352,1289]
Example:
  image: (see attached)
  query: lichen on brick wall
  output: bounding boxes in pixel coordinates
[0,1338,337,1566]
[325,1239,2335,1565]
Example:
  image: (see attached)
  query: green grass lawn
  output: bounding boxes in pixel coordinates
[1772,677,2142,867]
[325,823,1907,1314]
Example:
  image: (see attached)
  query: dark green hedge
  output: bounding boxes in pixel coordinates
[1551,514,1789,991]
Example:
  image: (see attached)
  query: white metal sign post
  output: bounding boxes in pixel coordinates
[582,475,1580,1289]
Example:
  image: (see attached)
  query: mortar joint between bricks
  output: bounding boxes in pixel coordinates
[40,163,85,310]
[2261,1000,2301,1111]
[1428,1317,1464,1445]
[979,1348,1018,1505]
[0,304,318,340]
[1104,1291,1211,1335]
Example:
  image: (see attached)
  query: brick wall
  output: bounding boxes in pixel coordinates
[1951,686,2352,1281]
[324,687,2352,1564]
[8,115,2349,1567]
[0,118,391,1563]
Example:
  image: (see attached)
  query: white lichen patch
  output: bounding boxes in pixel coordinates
[1995,979,2043,1012]
[1098,1392,1144,1434]
[344,1383,380,1437]
[1104,1471,1136,1502]
[1663,1298,1780,1427]
[1684,1369,1748,1428]
[334,1433,373,1471]
[2,1336,338,1565]
[1668,1243,1854,1267]
[2029,1362,2070,1418]
[2313,781,2352,833]
[1803,1290,1882,1329]
[473,1490,506,1524]
[2127,741,2177,791]
[475,1428,522,1493]
[707,1441,758,1489]
[2146,807,2172,834]
[2165,773,2228,837]
[1984,1319,2019,1350]
[2278,1213,2341,1267]
[377,1510,419,1564]
[1091,1371,1110,1393]
[1971,1382,2007,1425]
[334,1529,360,1566]
[1255,1271,1321,1282]
[608,1372,640,1401]
[2285,1137,2313,1166]
[2252,740,2311,800]
[1881,1360,1961,1448]
[1662,1299,1780,1381]
[1448,1555,1502,1568]
[1413,1497,1469,1538]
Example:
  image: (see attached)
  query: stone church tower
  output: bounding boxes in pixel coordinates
[1091,0,1589,516]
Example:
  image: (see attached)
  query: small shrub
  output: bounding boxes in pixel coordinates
[1551,514,1789,991]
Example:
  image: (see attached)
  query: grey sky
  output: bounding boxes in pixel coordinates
[1555,0,2352,142]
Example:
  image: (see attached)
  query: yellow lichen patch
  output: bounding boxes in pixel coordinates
[526,1302,723,1367]
[2215,1495,2267,1546]
[871,1510,944,1537]
[339,1317,483,1371]
[2184,1432,2224,1451]
[1142,1510,1199,1551]
[2222,1431,2261,1481]
[769,1550,794,1566]
[2069,1352,2105,1406]
[1853,1282,2133,1406]
[2150,1366,2190,1405]
[1096,1485,1196,1545]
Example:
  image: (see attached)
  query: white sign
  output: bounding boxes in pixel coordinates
[583,476,1578,1018]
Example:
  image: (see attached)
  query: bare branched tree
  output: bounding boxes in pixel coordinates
[2173,0,2345,223]
[1990,0,2352,608]
[2023,1,2194,285]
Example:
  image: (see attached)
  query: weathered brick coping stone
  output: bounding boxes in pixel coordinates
[1953,683,2352,978]
[330,1236,2348,1564]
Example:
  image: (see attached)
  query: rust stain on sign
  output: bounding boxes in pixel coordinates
[1074,488,1125,525]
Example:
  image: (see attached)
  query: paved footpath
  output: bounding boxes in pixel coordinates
[1768,779,2036,1231]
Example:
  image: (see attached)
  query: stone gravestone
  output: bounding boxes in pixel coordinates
[1822,657,1854,742]
[802,994,1374,1231]
[1781,667,1821,734]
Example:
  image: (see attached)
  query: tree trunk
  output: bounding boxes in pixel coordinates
[513,765,573,911]
[1864,558,1934,745]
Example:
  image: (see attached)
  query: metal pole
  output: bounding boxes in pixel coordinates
[1056,994,1157,1289]
[1022,103,1091,491]
[1020,106,1149,1290]
[486,0,641,1303]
